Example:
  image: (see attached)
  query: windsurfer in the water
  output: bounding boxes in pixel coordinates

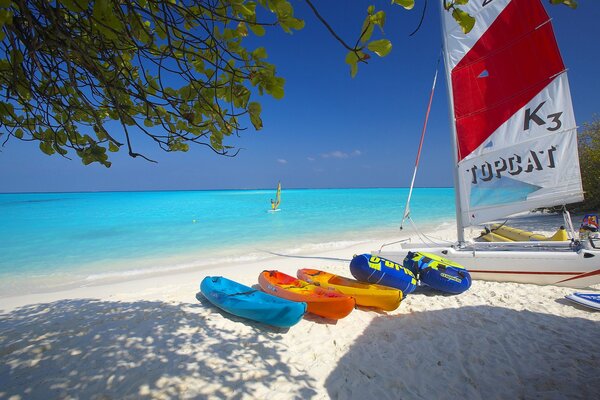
[271,182,281,210]
[271,198,280,210]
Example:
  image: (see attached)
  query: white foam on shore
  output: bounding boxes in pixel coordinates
[0,229,396,298]
[83,237,373,284]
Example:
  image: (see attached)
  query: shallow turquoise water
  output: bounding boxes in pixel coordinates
[0,188,455,295]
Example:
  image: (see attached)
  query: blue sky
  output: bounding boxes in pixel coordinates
[1,1,599,193]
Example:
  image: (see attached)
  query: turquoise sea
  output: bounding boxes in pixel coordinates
[0,188,456,296]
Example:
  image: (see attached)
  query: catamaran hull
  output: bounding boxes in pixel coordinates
[375,245,600,288]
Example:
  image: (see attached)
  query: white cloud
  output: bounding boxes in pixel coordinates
[320,150,362,159]
[307,157,316,162]
[277,159,288,164]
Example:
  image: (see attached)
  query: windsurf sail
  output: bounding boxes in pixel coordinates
[441,0,584,237]
[271,182,281,210]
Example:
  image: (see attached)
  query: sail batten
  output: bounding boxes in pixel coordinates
[442,0,584,227]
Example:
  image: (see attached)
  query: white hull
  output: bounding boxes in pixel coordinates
[375,241,600,288]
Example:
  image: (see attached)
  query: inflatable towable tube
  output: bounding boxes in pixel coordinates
[350,254,417,295]
[403,251,471,294]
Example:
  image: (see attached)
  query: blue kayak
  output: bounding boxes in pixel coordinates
[200,276,307,328]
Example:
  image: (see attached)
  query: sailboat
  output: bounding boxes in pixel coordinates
[269,182,282,212]
[376,0,600,288]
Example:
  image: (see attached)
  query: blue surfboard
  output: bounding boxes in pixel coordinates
[565,292,600,311]
[200,276,307,328]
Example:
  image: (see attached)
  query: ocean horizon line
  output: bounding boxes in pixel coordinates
[0,186,454,195]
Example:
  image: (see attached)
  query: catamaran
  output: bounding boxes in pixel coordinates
[375,0,600,288]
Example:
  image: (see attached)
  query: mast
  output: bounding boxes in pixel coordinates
[439,0,465,244]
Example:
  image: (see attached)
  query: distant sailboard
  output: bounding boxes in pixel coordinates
[269,182,282,213]
[565,293,600,311]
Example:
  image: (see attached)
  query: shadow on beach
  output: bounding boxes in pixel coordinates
[325,305,600,400]
[0,299,317,399]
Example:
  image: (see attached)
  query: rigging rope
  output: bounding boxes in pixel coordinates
[400,53,441,231]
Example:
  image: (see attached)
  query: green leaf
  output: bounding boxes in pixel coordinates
[248,102,262,130]
[60,0,89,12]
[192,58,205,73]
[0,9,13,29]
[93,125,107,140]
[108,142,119,152]
[39,142,55,155]
[269,77,285,99]
[0,101,14,115]
[550,0,578,9]
[345,51,359,78]
[248,23,266,36]
[452,8,475,34]
[281,17,304,32]
[392,0,415,10]
[14,128,23,139]
[252,47,268,60]
[370,11,386,29]
[367,39,392,57]
[359,11,374,44]
[453,0,469,5]
[233,3,255,18]
[53,143,68,156]
[237,22,248,37]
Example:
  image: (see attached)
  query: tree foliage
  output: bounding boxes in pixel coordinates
[0,0,579,166]
[0,0,305,166]
[575,117,600,212]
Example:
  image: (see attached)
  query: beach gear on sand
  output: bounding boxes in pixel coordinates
[200,276,306,328]
[297,268,402,311]
[565,293,600,311]
[478,224,569,242]
[349,254,417,295]
[579,214,599,240]
[258,270,355,319]
[403,251,471,294]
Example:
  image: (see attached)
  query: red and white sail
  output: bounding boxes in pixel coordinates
[441,0,584,227]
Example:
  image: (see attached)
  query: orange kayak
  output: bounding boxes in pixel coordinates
[259,270,355,319]
[297,268,403,311]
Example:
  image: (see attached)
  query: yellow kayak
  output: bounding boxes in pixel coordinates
[297,269,403,311]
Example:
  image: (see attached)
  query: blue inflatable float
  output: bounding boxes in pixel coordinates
[350,254,417,295]
[403,251,471,294]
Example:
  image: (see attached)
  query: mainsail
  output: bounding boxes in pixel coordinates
[441,0,584,231]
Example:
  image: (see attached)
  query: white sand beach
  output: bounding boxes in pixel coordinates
[1,220,600,399]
